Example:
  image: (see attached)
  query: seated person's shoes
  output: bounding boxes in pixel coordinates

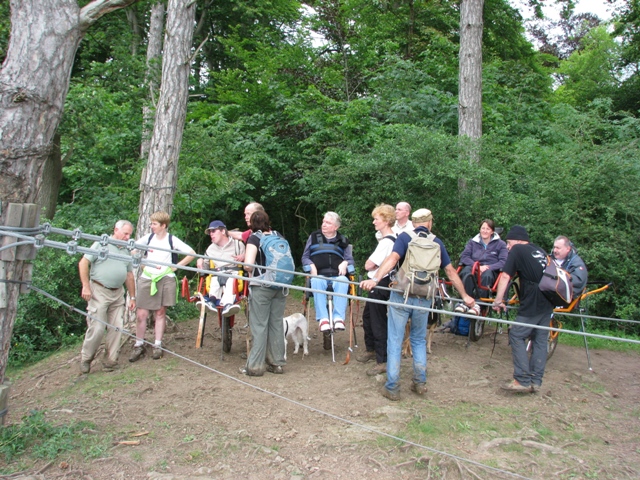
[333,319,346,331]
[468,304,481,316]
[454,304,468,314]
[222,303,240,317]
[318,319,330,332]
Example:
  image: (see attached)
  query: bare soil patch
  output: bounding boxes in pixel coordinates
[4,296,640,479]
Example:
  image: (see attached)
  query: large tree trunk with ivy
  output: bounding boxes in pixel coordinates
[458,0,484,167]
[0,0,139,384]
[137,0,195,236]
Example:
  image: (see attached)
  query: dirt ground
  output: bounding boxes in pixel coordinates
[4,296,640,480]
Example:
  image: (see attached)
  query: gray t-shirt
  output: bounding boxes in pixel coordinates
[84,241,132,288]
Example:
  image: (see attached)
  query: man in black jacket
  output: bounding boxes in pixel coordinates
[492,225,553,393]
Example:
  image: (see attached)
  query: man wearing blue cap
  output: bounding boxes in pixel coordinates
[197,220,246,317]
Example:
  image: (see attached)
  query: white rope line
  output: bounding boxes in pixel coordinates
[26,283,531,480]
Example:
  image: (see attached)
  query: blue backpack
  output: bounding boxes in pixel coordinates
[450,316,470,336]
[254,231,295,289]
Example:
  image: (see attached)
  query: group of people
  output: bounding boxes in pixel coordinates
[78,202,588,401]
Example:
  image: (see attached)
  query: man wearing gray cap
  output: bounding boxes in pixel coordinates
[197,220,246,317]
[361,208,475,401]
[492,225,553,393]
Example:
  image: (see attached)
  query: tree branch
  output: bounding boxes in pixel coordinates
[79,0,141,30]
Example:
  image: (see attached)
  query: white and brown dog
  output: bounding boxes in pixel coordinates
[283,313,309,360]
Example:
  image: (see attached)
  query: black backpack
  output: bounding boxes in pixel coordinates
[146,233,178,265]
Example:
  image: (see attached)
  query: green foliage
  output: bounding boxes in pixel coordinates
[0,1,9,64]
[554,26,620,106]
[0,410,109,467]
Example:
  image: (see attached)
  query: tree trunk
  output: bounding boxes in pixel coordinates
[137,0,196,236]
[458,0,484,155]
[139,1,165,166]
[0,0,139,384]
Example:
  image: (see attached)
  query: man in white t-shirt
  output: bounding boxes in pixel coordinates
[131,211,195,362]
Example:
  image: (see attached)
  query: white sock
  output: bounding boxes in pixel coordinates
[155,340,162,347]
[134,340,144,347]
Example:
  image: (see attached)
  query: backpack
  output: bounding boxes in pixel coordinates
[146,233,178,265]
[539,256,573,307]
[395,230,441,301]
[450,316,470,336]
[254,231,295,289]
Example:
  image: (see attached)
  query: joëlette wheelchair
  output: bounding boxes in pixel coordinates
[181,265,248,359]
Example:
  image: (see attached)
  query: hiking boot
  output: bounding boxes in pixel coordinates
[530,384,541,393]
[80,360,91,374]
[366,363,387,376]
[129,345,145,363]
[222,303,240,318]
[152,346,163,360]
[318,319,330,332]
[356,350,376,363]
[381,387,400,401]
[411,382,428,395]
[501,379,531,393]
[454,303,468,314]
[102,360,118,372]
[323,331,331,350]
[266,364,284,374]
[333,319,345,331]
[239,366,263,377]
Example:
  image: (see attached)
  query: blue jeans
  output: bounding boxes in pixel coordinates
[385,291,431,393]
[509,312,551,387]
[310,276,349,322]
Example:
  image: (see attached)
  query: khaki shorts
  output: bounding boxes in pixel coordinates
[137,276,177,310]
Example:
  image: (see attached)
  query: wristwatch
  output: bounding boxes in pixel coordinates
[371,277,379,284]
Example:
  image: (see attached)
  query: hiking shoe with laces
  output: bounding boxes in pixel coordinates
[239,366,263,377]
[411,382,428,395]
[366,363,387,376]
[152,346,163,360]
[80,360,91,374]
[454,303,468,314]
[357,350,376,363]
[318,319,330,332]
[381,387,400,401]
[333,319,345,331]
[222,303,241,318]
[129,345,145,363]
[266,364,284,374]
[501,379,531,393]
[102,360,118,372]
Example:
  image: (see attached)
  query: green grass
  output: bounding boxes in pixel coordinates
[557,326,640,352]
[0,410,111,471]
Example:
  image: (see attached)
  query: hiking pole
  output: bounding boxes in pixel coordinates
[344,281,356,365]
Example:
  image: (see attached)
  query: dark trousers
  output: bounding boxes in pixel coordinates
[362,276,390,364]
[460,265,497,298]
